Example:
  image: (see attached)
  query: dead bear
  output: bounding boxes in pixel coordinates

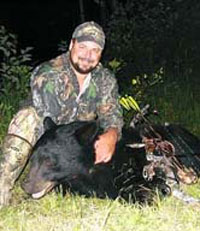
[22,117,200,203]
[22,117,119,200]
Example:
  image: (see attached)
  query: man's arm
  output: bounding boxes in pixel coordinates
[95,69,124,163]
[30,63,61,121]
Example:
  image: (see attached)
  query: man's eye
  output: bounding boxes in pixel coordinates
[79,45,85,49]
[92,49,100,55]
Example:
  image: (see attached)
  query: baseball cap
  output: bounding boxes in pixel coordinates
[72,21,105,50]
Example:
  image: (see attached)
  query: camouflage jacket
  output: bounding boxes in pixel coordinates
[30,52,124,137]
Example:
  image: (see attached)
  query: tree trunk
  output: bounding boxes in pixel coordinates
[79,0,85,23]
[110,0,117,12]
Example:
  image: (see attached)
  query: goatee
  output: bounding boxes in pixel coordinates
[69,53,96,74]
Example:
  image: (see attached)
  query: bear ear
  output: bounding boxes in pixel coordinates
[43,117,57,131]
[75,121,99,145]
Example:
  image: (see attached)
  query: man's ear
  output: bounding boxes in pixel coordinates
[75,121,99,146]
[43,117,57,131]
[69,39,75,50]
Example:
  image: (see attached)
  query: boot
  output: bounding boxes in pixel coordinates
[0,106,42,207]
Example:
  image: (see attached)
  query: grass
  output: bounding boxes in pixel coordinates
[0,72,200,231]
[147,73,200,136]
[1,185,200,231]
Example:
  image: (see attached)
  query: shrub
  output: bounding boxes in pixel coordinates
[105,1,175,69]
[105,0,199,77]
[107,58,164,126]
[0,26,33,139]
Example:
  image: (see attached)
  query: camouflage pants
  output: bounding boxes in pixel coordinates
[0,106,43,207]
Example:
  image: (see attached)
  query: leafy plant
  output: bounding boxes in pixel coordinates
[108,58,124,74]
[107,57,164,126]
[105,0,199,77]
[0,26,33,140]
[57,40,68,53]
[105,1,175,67]
[128,67,164,102]
[0,26,33,96]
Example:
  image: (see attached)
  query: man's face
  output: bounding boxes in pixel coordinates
[69,39,102,74]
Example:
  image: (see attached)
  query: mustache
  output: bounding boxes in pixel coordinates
[78,57,94,63]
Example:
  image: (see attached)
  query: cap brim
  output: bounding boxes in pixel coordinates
[76,36,103,49]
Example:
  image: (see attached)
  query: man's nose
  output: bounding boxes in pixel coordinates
[84,50,92,59]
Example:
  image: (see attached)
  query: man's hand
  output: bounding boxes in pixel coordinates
[94,128,118,164]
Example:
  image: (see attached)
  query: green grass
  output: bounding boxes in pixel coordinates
[0,73,200,231]
[1,184,200,231]
[147,73,200,136]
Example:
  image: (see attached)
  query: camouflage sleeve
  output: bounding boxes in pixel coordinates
[96,69,124,139]
[30,63,61,121]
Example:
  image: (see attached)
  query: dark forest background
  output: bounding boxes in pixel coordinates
[1,0,199,71]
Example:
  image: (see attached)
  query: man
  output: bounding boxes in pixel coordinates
[0,21,124,206]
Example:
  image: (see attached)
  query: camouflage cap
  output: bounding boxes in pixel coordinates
[72,21,105,50]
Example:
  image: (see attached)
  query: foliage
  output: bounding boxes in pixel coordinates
[57,40,68,53]
[105,0,200,76]
[108,58,124,74]
[147,74,200,136]
[105,1,172,66]
[117,70,200,135]
[121,67,164,101]
[0,26,33,139]
[0,26,32,95]
[107,58,164,126]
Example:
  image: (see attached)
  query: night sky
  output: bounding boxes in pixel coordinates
[0,1,100,63]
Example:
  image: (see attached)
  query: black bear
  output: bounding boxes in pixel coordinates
[22,117,200,203]
[22,117,119,200]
